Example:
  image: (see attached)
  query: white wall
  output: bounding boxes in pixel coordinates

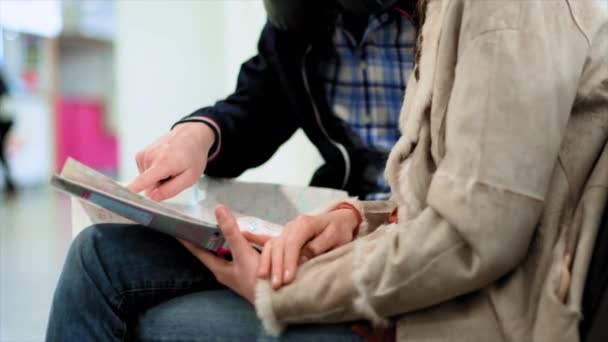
[115,0,322,186]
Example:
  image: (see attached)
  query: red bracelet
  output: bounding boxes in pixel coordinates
[335,203,363,227]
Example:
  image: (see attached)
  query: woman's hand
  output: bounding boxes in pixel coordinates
[244,209,359,290]
[180,205,259,304]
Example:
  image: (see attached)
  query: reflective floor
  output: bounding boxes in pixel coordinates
[1,186,72,342]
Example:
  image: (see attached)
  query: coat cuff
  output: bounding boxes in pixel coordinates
[253,239,391,335]
[255,280,285,336]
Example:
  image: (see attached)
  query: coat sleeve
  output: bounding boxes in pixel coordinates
[174,22,298,178]
[254,25,589,335]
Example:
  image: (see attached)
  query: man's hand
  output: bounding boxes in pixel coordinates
[128,122,215,201]
[180,205,260,304]
[244,209,359,290]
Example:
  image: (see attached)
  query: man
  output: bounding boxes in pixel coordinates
[128,0,417,201]
[0,68,15,196]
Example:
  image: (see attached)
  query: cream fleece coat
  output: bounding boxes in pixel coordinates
[255,1,608,341]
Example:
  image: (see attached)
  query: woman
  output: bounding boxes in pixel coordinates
[47,0,608,341]
[187,0,608,340]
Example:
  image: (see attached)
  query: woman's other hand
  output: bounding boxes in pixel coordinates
[244,208,359,290]
[181,205,260,304]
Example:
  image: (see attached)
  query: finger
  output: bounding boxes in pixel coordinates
[558,253,572,302]
[270,238,285,289]
[135,151,145,174]
[242,232,273,247]
[283,229,315,284]
[127,164,171,194]
[148,171,194,201]
[142,148,155,171]
[215,205,250,259]
[304,227,339,257]
[257,239,272,278]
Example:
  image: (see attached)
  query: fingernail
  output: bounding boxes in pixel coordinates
[284,270,291,281]
[272,275,279,287]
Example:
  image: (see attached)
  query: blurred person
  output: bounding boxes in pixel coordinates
[0,68,16,196]
[128,0,420,201]
[45,0,608,341]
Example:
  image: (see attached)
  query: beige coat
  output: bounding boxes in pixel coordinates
[255,1,608,341]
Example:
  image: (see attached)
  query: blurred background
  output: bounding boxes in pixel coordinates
[0,1,323,341]
[0,1,607,341]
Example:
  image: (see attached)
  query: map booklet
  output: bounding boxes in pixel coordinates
[51,158,348,253]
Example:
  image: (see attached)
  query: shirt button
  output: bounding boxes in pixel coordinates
[360,61,367,71]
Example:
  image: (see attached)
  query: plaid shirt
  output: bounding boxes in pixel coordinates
[320,10,416,200]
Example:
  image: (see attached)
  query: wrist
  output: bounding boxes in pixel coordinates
[333,203,362,235]
[175,121,216,155]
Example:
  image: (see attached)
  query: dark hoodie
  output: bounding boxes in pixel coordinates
[175,1,416,198]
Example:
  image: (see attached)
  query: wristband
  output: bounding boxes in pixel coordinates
[334,203,363,227]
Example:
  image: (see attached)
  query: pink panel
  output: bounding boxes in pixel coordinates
[56,98,118,173]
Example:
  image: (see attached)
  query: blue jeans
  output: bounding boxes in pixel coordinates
[45,224,363,341]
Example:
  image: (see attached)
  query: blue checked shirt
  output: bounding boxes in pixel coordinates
[320,10,416,200]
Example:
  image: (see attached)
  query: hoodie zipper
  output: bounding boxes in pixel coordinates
[301,45,351,189]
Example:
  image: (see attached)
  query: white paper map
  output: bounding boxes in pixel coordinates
[195,178,349,225]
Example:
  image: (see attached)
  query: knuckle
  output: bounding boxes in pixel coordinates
[295,215,312,226]
[285,235,303,248]
[173,152,188,165]
[155,188,167,198]
[157,151,172,163]
[307,244,321,256]
[143,150,156,165]
[160,142,172,151]
[155,186,167,196]
[274,236,286,246]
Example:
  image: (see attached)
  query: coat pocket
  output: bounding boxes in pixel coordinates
[532,250,581,342]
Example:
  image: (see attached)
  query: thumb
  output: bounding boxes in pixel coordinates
[215,205,250,257]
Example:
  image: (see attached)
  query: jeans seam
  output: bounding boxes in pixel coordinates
[114,286,199,312]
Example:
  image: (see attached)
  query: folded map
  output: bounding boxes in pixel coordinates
[52,158,348,252]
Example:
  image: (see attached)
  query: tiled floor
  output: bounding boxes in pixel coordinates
[1,186,73,342]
